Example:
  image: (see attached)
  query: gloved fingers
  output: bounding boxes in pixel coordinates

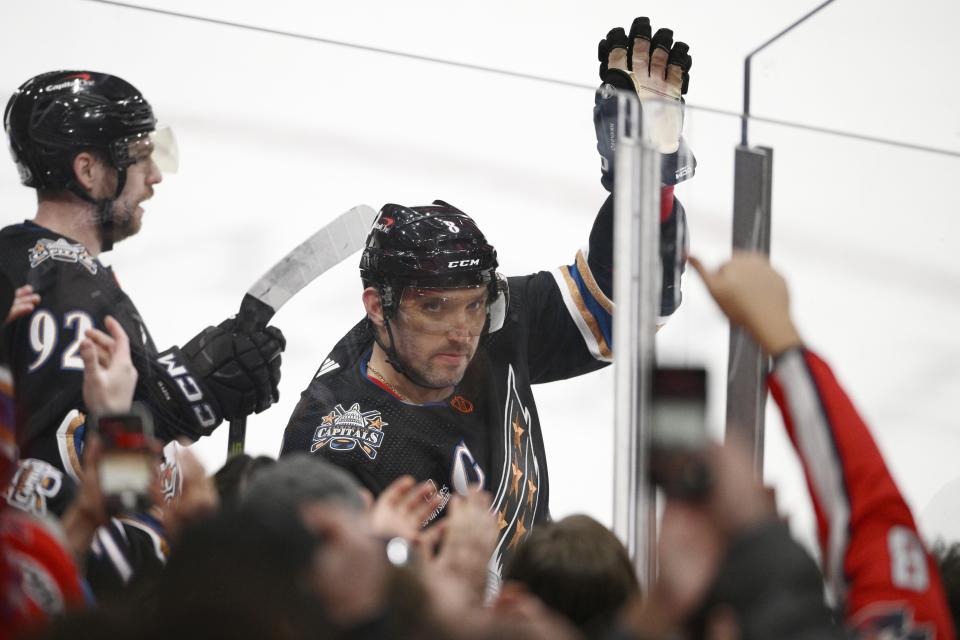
[255,374,281,413]
[268,365,282,404]
[252,355,282,413]
[254,391,272,414]
[603,27,629,74]
[667,42,692,96]
[248,327,285,362]
[649,28,673,82]
[629,17,652,74]
[597,39,608,78]
[238,346,265,373]
[269,356,281,386]
[264,325,286,352]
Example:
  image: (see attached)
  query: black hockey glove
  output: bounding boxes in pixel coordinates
[146,320,285,439]
[594,17,696,191]
[180,318,285,421]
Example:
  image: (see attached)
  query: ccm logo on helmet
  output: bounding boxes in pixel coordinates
[448,259,480,269]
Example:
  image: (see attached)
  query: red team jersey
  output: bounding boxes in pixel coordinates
[770,347,955,639]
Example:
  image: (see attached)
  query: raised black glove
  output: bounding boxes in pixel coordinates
[593,17,696,190]
[180,318,285,421]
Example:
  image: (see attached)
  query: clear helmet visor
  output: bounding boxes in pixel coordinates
[118,125,179,174]
[395,276,508,337]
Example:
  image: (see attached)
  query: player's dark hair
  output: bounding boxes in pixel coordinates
[503,514,639,638]
[240,453,367,514]
[34,147,112,203]
[155,507,333,640]
[933,539,960,634]
[213,453,276,508]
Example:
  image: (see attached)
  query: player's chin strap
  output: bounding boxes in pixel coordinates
[65,167,128,253]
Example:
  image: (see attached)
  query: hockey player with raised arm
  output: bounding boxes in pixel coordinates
[692,252,955,639]
[0,71,285,490]
[280,18,695,580]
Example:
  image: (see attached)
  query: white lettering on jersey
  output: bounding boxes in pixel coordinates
[888,526,929,592]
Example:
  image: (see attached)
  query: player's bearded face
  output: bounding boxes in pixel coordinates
[88,151,162,243]
[390,287,485,389]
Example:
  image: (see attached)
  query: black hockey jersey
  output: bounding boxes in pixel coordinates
[281,257,614,577]
[0,221,210,479]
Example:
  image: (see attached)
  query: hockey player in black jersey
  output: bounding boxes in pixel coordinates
[281,18,695,580]
[0,71,285,485]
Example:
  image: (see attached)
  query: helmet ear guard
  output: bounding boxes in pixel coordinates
[487,273,509,333]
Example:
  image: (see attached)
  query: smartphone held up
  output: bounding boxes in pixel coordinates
[94,406,156,514]
[649,366,712,501]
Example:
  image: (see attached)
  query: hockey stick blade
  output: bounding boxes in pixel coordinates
[228,204,376,457]
[236,204,376,331]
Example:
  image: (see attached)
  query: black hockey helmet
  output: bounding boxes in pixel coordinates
[4,70,164,196]
[360,200,507,331]
[4,70,177,251]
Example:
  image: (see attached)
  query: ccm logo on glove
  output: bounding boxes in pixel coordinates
[156,351,218,429]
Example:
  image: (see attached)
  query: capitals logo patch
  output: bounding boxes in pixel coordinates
[29,238,98,275]
[311,403,386,460]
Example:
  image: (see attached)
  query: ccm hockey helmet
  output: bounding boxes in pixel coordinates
[360,200,508,333]
[4,71,160,195]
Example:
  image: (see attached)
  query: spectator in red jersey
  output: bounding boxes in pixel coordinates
[689,252,955,640]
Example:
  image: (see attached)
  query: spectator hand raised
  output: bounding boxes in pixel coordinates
[689,253,803,356]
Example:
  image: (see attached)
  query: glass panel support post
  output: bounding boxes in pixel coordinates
[725,145,774,477]
[612,92,662,589]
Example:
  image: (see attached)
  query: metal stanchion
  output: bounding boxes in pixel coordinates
[725,146,773,475]
[611,92,661,588]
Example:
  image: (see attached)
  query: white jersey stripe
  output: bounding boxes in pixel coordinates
[551,267,611,363]
[97,526,133,584]
[776,350,850,601]
[119,517,168,564]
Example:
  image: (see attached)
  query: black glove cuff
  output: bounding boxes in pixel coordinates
[659,199,689,317]
[151,346,223,438]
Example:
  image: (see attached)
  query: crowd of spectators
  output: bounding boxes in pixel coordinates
[2,253,957,639]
